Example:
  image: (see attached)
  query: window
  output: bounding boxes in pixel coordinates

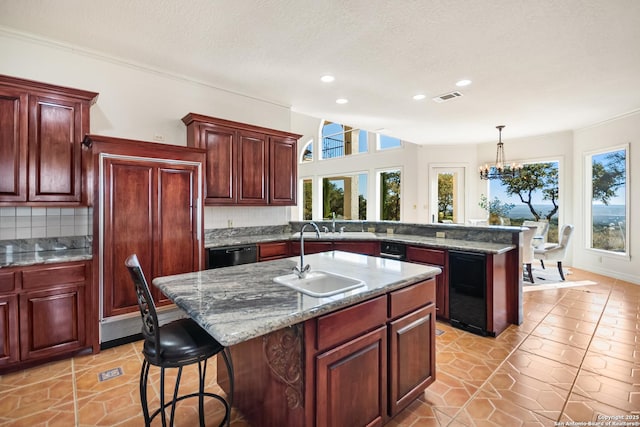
[379,169,401,221]
[488,161,560,241]
[302,178,313,220]
[586,146,628,254]
[321,121,367,159]
[301,140,313,163]
[322,173,367,220]
[377,134,401,150]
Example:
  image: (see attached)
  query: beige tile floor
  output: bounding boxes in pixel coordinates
[1,268,638,426]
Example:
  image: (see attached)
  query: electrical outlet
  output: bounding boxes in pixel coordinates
[436,231,446,238]
[386,228,394,235]
[367,227,376,233]
[153,134,165,142]
[227,219,233,227]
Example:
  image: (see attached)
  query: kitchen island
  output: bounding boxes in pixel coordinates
[153,251,441,427]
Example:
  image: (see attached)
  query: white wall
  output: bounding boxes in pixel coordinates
[0,30,294,227]
[572,112,639,284]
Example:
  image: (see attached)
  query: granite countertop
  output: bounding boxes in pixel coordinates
[205,232,515,254]
[153,251,441,346]
[0,248,93,268]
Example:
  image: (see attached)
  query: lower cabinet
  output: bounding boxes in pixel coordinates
[0,260,91,373]
[219,278,437,427]
[406,246,449,320]
[257,241,290,261]
[316,326,387,427]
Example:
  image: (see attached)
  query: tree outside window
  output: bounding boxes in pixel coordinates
[489,161,560,241]
[302,179,312,220]
[380,170,401,221]
[588,147,627,253]
[322,174,367,220]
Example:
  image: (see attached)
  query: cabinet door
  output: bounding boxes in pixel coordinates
[0,294,19,366]
[28,95,85,203]
[333,241,379,256]
[19,285,86,360]
[200,124,237,205]
[0,87,28,202]
[406,246,449,319]
[290,241,333,255]
[154,165,200,304]
[388,304,435,416]
[237,130,268,205]
[103,159,155,317]
[269,135,297,205]
[316,326,387,427]
[258,241,290,261]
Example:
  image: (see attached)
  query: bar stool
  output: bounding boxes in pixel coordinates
[125,254,234,427]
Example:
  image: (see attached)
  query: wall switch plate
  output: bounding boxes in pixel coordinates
[227,219,233,227]
[436,231,446,238]
[386,228,394,235]
[367,227,376,233]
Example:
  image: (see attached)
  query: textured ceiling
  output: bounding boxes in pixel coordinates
[1,0,639,144]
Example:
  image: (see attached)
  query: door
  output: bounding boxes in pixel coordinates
[0,87,28,202]
[316,326,387,427]
[0,294,19,366]
[429,166,466,224]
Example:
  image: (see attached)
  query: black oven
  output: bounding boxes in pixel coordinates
[380,241,406,260]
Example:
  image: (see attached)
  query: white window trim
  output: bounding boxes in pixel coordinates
[583,143,630,259]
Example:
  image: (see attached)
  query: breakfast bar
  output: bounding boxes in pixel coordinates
[153,251,442,427]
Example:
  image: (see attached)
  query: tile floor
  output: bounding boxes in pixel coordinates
[1,268,638,426]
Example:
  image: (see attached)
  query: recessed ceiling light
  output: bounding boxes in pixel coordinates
[456,79,472,87]
[321,75,335,83]
[335,98,348,104]
[412,94,426,100]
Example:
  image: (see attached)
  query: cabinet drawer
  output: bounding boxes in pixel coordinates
[316,295,386,351]
[0,271,17,293]
[21,262,88,290]
[389,278,436,319]
[258,242,289,259]
[406,246,446,265]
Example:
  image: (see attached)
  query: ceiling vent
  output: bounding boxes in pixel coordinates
[432,91,463,103]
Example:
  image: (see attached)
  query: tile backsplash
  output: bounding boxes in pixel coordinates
[0,207,92,240]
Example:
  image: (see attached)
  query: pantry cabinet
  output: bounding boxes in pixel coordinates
[86,135,206,319]
[182,113,301,206]
[0,75,98,205]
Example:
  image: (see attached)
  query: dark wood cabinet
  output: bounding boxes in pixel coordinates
[0,261,91,373]
[182,113,301,206]
[87,135,205,320]
[316,326,387,427]
[388,304,435,415]
[237,130,268,204]
[0,75,97,206]
[406,246,449,319]
[290,241,333,255]
[333,240,379,256]
[258,241,290,261]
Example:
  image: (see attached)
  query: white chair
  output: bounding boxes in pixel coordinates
[534,224,574,280]
[522,227,536,283]
[523,220,549,247]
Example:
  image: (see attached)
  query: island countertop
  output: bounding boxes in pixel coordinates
[153,251,441,346]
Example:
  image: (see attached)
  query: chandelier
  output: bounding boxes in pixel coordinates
[479,125,522,180]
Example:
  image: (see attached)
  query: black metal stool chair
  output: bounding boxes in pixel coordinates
[125,254,234,427]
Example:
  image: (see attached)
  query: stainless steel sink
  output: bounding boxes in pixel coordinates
[274,270,365,297]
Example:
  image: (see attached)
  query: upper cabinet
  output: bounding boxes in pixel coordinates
[182,113,301,206]
[0,75,98,206]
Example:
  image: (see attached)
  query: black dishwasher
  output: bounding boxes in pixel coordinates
[206,245,258,269]
[448,250,487,336]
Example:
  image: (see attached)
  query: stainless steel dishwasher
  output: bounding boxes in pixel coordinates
[206,244,258,269]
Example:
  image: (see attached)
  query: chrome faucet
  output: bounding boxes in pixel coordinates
[331,212,336,233]
[293,221,320,279]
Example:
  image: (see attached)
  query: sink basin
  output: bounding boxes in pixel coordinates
[274,270,365,297]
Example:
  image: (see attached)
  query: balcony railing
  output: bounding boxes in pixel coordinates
[322,136,345,159]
